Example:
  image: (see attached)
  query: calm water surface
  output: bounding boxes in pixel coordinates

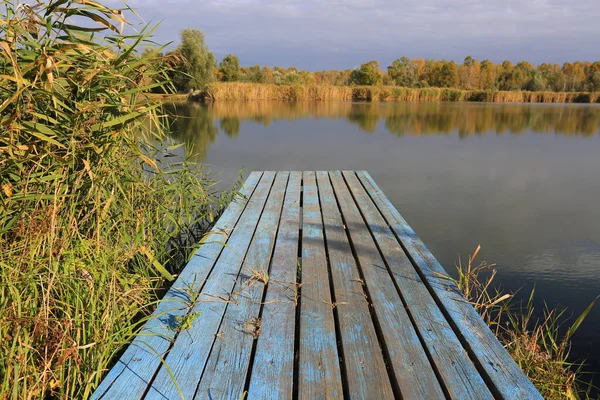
[166,101,600,375]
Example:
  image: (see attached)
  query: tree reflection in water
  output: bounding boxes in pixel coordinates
[164,101,600,160]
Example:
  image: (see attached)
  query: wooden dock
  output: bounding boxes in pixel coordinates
[92,171,541,400]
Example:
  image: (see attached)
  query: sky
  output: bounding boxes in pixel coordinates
[114,0,599,70]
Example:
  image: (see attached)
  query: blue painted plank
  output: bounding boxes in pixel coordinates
[356,170,543,400]
[91,172,263,400]
[193,171,290,400]
[316,171,394,399]
[341,170,492,399]
[143,172,277,400]
[246,172,302,400]
[328,171,446,399]
[298,171,343,399]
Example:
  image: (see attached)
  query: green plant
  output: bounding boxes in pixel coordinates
[453,246,597,399]
[0,1,237,398]
[175,311,201,332]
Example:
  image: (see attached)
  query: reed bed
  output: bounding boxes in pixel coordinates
[453,246,597,399]
[197,83,600,104]
[200,82,354,101]
[0,2,237,398]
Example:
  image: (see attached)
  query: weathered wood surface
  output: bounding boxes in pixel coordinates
[93,171,542,400]
[297,171,343,400]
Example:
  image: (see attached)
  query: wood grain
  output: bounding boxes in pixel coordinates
[297,171,344,400]
[247,172,302,400]
[316,171,394,399]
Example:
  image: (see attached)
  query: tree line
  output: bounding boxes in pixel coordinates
[151,29,600,93]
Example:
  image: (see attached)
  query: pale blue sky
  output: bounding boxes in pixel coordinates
[114,0,599,70]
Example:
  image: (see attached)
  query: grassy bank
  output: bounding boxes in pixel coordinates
[454,247,597,399]
[195,82,600,103]
[1,1,596,398]
[0,2,237,398]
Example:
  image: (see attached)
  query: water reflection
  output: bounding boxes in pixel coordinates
[166,102,600,160]
[164,101,600,377]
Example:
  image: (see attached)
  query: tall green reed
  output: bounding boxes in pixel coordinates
[0,1,237,398]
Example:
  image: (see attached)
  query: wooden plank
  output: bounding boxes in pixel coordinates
[91,172,263,400]
[246,172,302,400]
[315,171,394,399]
[328,171,445,399]
[356,170,543,400]
[194,171,290,400]
[342,170,492,399]
[297,171,343,400]
[144,172,277,400]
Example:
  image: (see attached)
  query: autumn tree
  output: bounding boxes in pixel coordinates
[458,56,481,90]
[563,62,586,92]
[439,61,459,88]
[426,60,459,88]
[314,70,341,85]
[219,54,240,82]
[497,60,515,90]
[538,63,564,91]
[479,60,496,90]
[262,66,274,83]
[586,62,600,91]
[338,69,353,85]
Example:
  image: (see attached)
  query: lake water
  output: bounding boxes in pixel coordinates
[166,101,600,377]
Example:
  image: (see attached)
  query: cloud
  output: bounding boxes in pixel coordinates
[118,0,600,69]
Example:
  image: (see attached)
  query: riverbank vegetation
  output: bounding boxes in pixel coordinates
[195,82,600,103]
[151,29,600,100]
[1,1,597,398]
[454,247,597,399]
[166,102,600,159]
[0,1,236,398]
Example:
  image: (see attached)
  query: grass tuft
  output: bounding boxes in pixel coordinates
[0,1,237,398]
[454,246,597,399]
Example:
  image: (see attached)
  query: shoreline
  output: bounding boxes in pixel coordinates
[176,82,600,104]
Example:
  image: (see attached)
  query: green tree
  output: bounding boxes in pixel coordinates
[538,63,564,91]
[497,60,517,90]
[219,54,240,82]
[350,61,383,85]
[525,70,547,91]
[479,60,496,90]
[175,28,215,91]
[388,57,417,87]
[438,61,459,88]
[513,61,535,90]
[563,62,586,92]
[586,62,600,91]
[246,64,267,83]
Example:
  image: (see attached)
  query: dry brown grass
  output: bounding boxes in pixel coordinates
[453,246,597,399]
[190,82,600,104]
